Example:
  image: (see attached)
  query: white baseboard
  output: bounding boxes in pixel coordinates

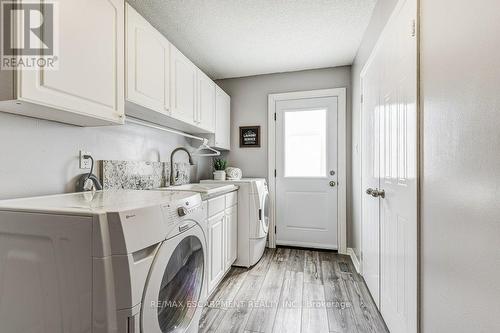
[347,247,361,274]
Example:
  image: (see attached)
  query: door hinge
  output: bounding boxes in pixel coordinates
[360,94,363,103]
[411,19,416,37]
[274,169,277,177]
[274,113,277,121]
[275,225,277,234]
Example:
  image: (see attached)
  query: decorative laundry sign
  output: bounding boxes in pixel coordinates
[240,126,261,148]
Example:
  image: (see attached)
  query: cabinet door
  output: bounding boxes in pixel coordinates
[197,70,216,132]
[208,212,225,293]
[215,86,231,150]
[225,205,238,268]
[19,0,124,124]
[170,45,197,125]
[125,4,169,113]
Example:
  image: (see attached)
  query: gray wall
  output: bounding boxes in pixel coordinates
[420,0,500,331]
[216,66,351,177]
[0,112,209,200]
[350,0,398,258]
[216,66,352,241]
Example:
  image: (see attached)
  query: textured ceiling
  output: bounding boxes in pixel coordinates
[127,0,377,79]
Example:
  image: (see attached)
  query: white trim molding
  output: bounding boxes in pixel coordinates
[267,88,347,254]
[347,248,361,274]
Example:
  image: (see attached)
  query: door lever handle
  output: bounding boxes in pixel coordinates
[371,189,385,199]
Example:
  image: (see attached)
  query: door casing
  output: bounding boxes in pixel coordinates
[267,88,347,253]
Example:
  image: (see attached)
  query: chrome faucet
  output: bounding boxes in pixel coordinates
[170,147,195,185]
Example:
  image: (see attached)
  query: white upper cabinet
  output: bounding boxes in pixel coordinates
[0,0,226,134]
[196,70,216,132]
[170,45,197,126]
[0,0,125,126]
[125,4,169,114]
[214,86,231,150]
[124,4,220,135]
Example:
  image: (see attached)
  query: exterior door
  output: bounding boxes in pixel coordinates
[361,0,418,332]
[275,97,338,249]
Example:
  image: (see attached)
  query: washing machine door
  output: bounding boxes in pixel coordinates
[259,191,270,235]
[141,225,205,333]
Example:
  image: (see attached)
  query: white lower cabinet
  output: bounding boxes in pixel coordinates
[206,192,238,295]
[224,205,238,269]
[207,212,225,292]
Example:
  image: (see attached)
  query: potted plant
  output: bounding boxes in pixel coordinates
[213,158,227,180]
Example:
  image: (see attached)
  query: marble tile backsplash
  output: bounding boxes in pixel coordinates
[101,160,192,190]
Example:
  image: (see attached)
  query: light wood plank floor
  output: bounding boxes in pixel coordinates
[199,247,389,333]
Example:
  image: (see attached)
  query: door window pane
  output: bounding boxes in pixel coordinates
[284,109,327,177]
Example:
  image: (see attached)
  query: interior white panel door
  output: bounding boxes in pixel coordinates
[361,58,381,305]
[125,4,169,113]
[361,1,418,332]
[379,1,418,332]
[170,45,197,125]
[275,97,338,249]
[19,0,124,123]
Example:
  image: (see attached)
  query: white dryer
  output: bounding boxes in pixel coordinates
[201,178,269,267]
[0,190,207,333]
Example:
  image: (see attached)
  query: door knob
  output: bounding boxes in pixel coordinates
[329,181,336,187]
[366,188,374,195]
[371,189,385,199]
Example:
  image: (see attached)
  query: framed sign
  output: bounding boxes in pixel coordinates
[240,126,261,148]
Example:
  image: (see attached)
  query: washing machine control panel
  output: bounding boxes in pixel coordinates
[161,196,203,233]
[175,200,202,217]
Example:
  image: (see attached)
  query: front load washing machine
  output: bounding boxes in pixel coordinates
[0,190,207,333]
[201,178,269,267]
